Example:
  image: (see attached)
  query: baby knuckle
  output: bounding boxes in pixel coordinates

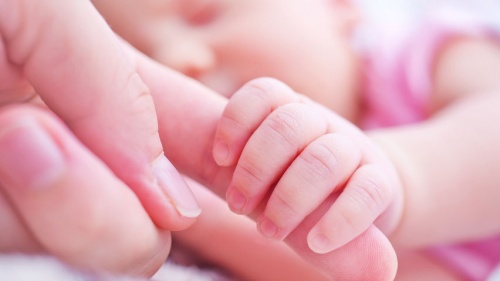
[300,143,338,178]
[241,78,293,108]
[352,176,388,213]
[245,77,293,97]
[264,109,301,149]
[241,80,272,103]
[335,204,361,232]
[235,162,267,194]
[219,108,245,132]
[272,188,303,218]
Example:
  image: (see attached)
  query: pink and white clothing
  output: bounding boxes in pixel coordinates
[355,0,500,280]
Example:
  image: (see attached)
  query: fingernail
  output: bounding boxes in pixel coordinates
[227,188,247,213]
[0,117,65,190]
[308,232,332,254]
[213,141,230,166]
[258,216,279,239]
[153,155,201,218]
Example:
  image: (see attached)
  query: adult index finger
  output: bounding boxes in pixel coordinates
[0,105,170,276]
[0,0,200,227]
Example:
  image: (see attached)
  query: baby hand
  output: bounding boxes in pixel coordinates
[213,78,403,254]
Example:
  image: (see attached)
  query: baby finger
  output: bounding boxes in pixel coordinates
[226,103,328,215]
[213,78,303,167]
[307,164,394,254]
[257,133,362,240]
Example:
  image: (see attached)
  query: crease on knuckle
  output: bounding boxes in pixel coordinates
[300,142,338,179]
[271,188,302,223]
[239,80,277,114]
[245,78,303,110]
[245,77,287,98]
[219,109,245,136]
[99,72,153,121]
[264,109,301,150]
[334,204,361,234]
[245,81,272,103]
[351,176,387,214]
[129,90,156,120]
[236,161,266,196]
[4,1,62,67]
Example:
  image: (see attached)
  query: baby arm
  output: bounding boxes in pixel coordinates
[212,78,404,254]
[370,37,500,248]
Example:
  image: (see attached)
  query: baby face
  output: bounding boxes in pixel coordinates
[93,0,361,120]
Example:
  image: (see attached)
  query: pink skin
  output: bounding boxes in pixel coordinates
[92,0,383,252]
[0,0,201,229]
[0,0,202,276]
[91,1,500,280]
[91,0,362,122]
[142,60,398,281]
[91,0,389,252]
[0,105,171,276]
[213,78,404,254]
[90,0,398,279]
[8,1,499,280]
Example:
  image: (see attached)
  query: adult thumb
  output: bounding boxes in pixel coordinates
[0,0,200,228]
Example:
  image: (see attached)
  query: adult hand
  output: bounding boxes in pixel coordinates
[0,0,200,276]
[0,106,170,277]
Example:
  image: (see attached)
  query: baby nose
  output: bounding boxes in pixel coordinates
[154,38,215,78]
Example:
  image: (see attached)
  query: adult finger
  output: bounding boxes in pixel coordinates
[0,0,200,227]
[134,55,233,197]
[0,105,171,276]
